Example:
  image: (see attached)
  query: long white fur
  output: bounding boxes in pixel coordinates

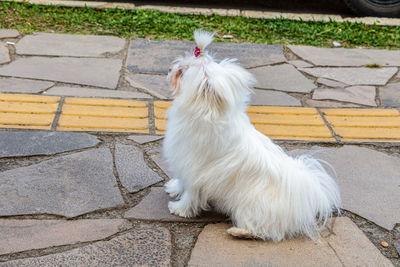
[163,30,341,242]
[193,29,214,50]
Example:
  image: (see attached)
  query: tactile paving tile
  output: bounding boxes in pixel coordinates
[247,106,334,141]
[154,101,170,135]
[0,93,60,130]
[321,108,400,142]
[57,97,149,133]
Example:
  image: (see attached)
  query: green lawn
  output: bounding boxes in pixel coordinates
[1,1,399,48]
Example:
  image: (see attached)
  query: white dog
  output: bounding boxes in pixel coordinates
[163,30,341,242]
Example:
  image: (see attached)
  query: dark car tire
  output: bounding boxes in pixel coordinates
[343,0,400,17]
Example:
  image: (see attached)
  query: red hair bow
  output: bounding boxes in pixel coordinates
[194,46,201,57]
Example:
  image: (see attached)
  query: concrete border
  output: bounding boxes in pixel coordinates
[9,0,400,26]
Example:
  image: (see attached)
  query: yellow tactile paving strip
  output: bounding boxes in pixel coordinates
[154,101,170,135]
[154,102,335,141]
[247,106,335,141]
[57,97,149,133]
[0,93,60,130]
[322,108,400,142]
[1,93,400,143]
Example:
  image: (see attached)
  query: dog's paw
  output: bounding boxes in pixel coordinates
[164,179,183,199]
[227,227,256,239]
[168,201,195,218]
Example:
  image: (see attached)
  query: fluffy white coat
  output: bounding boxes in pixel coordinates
[163,30,341,242]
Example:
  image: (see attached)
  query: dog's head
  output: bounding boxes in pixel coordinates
[168,30,256,119]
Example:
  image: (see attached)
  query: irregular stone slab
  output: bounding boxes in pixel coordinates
[300,67,397,86]
[187,222,331,266]
[208,42,285,69]
[317,77,347,88]
[0,148,124,217]
[1,228,171,267]
[45,85,151,99]
[126,72,171,99]
[289,146,400,230]
[0,77,54,93]
[0,219,130,255]
[0,42,10,64]
[289,60,313,68]
[124,187,227,222]
[380,82,400,107]
[128,135,163,144]
[251,89,301,106]
[0,57,122,89]
[305,99,361,108]
[0,29,20,39]
[394,240,400,256]
[0,131,99,158]
[126,39,191,74]
[126,38,285,74]
[152,152,171,177]
[313,86,377,106]
[115,144,163,193]
[188,218,393,267]
[289,45,400,67]
[353,49,400,67]
[251,64,316,93]
[148,147,172,178]
[16,33,125,57]
[326,217,394,267]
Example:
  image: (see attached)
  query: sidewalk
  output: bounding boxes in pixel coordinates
[0,29,399,266]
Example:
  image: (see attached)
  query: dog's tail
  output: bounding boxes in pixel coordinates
[287,154,342,239]
[194,29,214,51]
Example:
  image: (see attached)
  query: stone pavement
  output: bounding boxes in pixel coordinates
[0,30,399,266]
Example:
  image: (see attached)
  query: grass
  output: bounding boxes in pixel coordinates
[1,1,399,48]
[365,63,382,68]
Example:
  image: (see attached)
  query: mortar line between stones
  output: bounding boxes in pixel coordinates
[375,86,381,107]
[181,226,203,267]
[284,46,315,67]
[316,108,341,143]
[51,96,65,131]
[0,213,67,220]
[385,66,399,83]
[110,140,131,205]
[39,83,57,94]
[115,39,131,91]
[168,225,184,267]
[326,241,346,267]
[16,54,122,59]
[0,75,120,91]
[5,44,13,65]
[40,81,123,94]
[245,61,287,70]
[252,86,308,94]
[147,100,156,135]
[0,226,137,263]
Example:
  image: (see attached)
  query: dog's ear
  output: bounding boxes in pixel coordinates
[171,68,182,95]
[167,64,184,96]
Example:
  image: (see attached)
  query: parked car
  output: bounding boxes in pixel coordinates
[343,0,400,17]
